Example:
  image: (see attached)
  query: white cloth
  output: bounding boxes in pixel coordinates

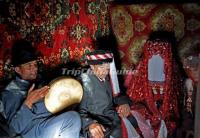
[157,120,168,138]
[148,55,165,82]
[109,57,120,95]
[131,111,154,138]
[122,117,140,138]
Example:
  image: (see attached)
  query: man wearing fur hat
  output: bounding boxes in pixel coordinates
[0,39,81,138]
[79,50,132,138]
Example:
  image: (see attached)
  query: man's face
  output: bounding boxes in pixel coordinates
[184,66,199,84]
[91,63,110,80]
[15,60,38,81]
[183,56,199,84]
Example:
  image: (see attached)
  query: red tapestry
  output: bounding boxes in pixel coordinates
[110,3,200,70]
[109,3,200,138]
[0,0,110,79]
[1,2,200,80]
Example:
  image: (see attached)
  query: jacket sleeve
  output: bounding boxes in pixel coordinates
[78,74,96,131]
[2,90,36,134]
[79,90,95,130]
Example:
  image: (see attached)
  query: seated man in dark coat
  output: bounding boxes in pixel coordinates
[79,50,132,138]
[0,39,81,138]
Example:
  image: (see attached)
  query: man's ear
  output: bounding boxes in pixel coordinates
[90,65,94,70]
[15,67,21,75]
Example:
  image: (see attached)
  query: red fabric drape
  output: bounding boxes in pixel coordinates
[126,40,182,137]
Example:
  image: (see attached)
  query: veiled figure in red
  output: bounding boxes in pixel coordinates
[125,31,182,138]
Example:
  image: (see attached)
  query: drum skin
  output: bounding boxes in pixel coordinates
[45,77,83,113]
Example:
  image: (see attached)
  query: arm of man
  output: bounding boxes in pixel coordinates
[79,73,105,138]
[2,90,36,134]
[2,85,49,134]
[24,84,49,108]
[79,91,106,138]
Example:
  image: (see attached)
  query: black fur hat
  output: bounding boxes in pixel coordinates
[148,30,176,47]
[11,39,37,67]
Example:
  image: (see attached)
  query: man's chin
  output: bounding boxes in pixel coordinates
[28,76,37,81]
[99,75,107,80]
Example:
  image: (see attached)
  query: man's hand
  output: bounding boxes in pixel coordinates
[24,84,49,108]
[117,104,131,118]
[89,122,105,138]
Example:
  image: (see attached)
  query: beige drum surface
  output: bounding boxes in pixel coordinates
[45,77,83,113]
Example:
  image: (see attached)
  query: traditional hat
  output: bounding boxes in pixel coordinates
[11,39,38,67]
[86,50,113,65]
[148,30,176,47]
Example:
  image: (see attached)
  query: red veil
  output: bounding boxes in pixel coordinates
[126,40,181,137]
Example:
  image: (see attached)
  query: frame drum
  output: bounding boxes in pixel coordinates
[45,77,83,113]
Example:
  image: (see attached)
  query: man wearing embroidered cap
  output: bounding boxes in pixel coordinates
[79,50,132,138]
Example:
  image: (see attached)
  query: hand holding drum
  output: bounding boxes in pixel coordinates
[44,77,83,113]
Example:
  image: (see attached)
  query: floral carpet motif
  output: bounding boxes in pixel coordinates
[0,0,110,79]
[110,4,200,69]
[151,5,185,40]
[111,6,133,46]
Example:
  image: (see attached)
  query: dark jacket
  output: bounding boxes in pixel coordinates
[1,77,51,138]
[79,70,131,137]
